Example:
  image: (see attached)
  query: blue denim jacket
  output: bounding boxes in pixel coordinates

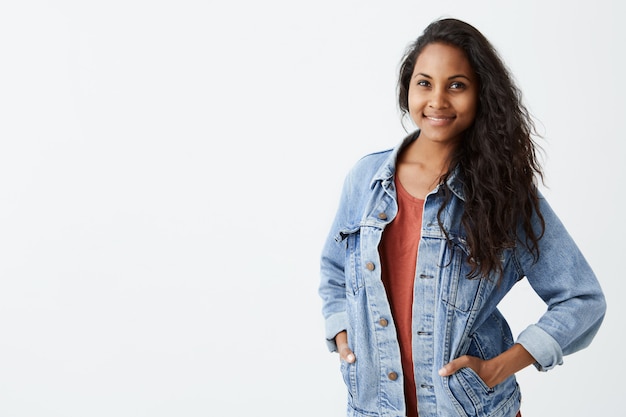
[319,134,606,417]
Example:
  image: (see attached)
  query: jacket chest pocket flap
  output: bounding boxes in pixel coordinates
[337,228,364,295]
[440,237,491,312]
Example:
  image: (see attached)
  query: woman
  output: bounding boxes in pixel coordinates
[319,18,606,417]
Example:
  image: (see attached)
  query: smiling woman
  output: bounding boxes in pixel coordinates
[0,0,620,416]
[319,18,606,417]
[397,42,478,201]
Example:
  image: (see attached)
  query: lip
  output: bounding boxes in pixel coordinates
[424,114,456,125]
[424,114,455,120]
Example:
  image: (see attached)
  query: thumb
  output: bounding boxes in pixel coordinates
[338,344,356,363]
[438,356,466,377]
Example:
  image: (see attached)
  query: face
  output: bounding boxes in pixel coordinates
[408,42,478,146]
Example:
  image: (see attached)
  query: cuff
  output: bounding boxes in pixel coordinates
[516,324,564,371]
[324,311,348,352]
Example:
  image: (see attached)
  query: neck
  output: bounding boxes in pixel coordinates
[400,135,457,173]
[395,136,458,199]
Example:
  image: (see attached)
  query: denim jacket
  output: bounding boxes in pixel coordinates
[319,133,606,417]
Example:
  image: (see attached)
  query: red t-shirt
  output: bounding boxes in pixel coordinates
[379,178,424,417]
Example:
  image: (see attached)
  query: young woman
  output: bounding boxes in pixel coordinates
[319,18,606,417]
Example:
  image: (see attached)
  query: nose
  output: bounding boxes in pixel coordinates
[428,87,449,109]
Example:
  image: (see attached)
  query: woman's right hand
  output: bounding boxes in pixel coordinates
[335,331,356,363]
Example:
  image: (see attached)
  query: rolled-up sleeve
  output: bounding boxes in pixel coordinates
[517,324,563,371]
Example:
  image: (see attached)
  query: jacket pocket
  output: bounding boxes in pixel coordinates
[337,228,364,295]
[340,359,356,401]
[440,237,488,312]
[339,360,381,416]
[446,367,520,417]
[446,327,519,417]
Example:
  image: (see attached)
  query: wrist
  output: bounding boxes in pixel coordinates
[488,344,535,387]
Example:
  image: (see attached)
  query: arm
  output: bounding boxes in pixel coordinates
[319,170,355,352]
[515,194,606,371]
[441,194,606,385]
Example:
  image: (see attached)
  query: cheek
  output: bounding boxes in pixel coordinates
[407,100,422,125]
[459,98,478,121]
[407,93,422,116]
[466,95,479,118]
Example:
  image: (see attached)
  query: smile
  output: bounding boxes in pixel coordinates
[424,114,456,126]
[425,115,455,121]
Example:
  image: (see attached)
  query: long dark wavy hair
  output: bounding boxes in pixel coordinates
[398,18,545,279]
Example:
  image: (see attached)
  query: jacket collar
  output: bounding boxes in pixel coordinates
[371,130,466,202]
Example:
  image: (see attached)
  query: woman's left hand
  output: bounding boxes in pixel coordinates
[438,355,503,388]
[438,343,536,389]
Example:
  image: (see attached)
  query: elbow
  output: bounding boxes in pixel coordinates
[585,289,607,341]
[590,286,607,329]
[563,292,607,356]
[594,291,607,334]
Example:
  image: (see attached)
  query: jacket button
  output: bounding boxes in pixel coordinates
[378,212,388,220]
[365,262,375,271]
[388,372,398,381]
[379,318,388,327]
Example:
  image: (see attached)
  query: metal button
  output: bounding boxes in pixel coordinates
[378,212,388,220]
[388,372,398,381]
[379,318,388,327]
[365,262,375,271]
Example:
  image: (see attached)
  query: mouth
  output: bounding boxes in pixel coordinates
[424,114,455,121]
[423,114,456,127]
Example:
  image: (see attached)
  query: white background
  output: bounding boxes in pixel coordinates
[0,1,623,416]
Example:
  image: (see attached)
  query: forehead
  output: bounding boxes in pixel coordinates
[413,42,474,75]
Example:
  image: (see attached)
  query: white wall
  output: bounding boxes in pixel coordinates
[0,1,623,416]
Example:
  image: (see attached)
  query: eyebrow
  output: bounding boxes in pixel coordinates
[413,72,472,81]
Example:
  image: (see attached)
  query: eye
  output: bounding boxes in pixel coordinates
[417,80,431,87]
[449,81,466,90]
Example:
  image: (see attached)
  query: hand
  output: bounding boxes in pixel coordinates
[335,331,356,363]
[438,355,502,388]
[438,344,535,389]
